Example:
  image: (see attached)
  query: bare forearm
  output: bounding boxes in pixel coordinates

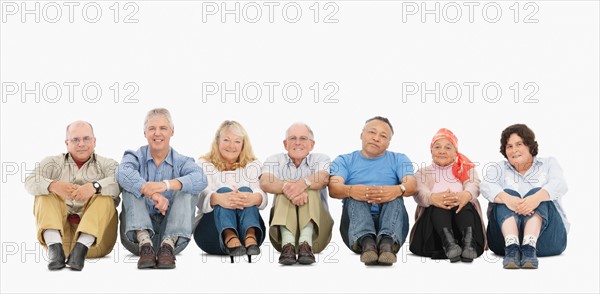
[259,174,286,194]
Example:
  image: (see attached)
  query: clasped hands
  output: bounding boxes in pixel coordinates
[215,189,256,210]
[502,193,542,216]
[142,181,169,215]
[282,181,309,206]
[430,189,471,213]
[49,181,95,202]
[349,185,398,205]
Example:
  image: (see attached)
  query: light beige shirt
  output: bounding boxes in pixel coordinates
[25,153,121,215]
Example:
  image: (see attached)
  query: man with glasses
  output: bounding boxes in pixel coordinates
[328,116,417,266]
[259,122,334,265]
[116,108,207,269]
[25,120,121,271]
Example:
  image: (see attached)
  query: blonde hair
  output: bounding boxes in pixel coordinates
[201,120,256,171]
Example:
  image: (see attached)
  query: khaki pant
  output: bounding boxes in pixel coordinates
[269,190,333,253]
[34,193,118,258]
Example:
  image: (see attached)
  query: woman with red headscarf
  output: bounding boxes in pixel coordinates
[409,128,486,262]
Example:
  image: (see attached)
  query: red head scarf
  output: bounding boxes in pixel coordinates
[430,128,474,182]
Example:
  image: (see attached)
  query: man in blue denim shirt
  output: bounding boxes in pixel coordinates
[116,108,207,269]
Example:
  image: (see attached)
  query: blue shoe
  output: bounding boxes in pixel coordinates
[520,244,539,269]
[502,244,520,269]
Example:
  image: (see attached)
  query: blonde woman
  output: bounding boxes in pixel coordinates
[193,121,267,263]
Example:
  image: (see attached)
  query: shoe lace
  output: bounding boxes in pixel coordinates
[158,245,173,257]
[299,242,311,253]
[283,244,295,255]
[141,245,154,255]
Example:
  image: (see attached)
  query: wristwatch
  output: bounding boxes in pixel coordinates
[304,178,312,189]
[92,181,102,194]
[399,184,406,196]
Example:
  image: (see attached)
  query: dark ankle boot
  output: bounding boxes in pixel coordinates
[441,227,462,263]
[460,226,477,262]
[377,235,397,265]
[359,234,378,265]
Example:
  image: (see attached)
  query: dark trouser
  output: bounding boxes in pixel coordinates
[410,203,485,259]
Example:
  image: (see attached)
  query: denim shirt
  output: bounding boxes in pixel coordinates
[481,156,569,232]
[116,145,207,214]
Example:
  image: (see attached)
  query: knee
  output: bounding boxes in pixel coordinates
[243,205,259,214]
[237,186,252,193]
[346,198,366,208]
[213,205,233,214]
[35,194,63,206]
[524,187,542,197]
[172,191,194,200]
[503,189,521,197]
[89,195,116,208]
[387,196,404,206]
[216,187,234,193]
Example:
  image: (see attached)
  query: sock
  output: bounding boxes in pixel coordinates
[161,236,178,248]
[298,222,314,247]
[136,230,152,247]
[504,234,519,247]
[43,229,62,246]
[76,233,96,248]
[522,234,538,248]
[280,226,295,247]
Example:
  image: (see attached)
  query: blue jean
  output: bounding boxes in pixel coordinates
[340,197,409,253]
[487,188,567,257]
[193,187,266,255]
[119,190,198,256]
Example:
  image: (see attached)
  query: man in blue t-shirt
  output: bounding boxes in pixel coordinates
[329,116,417,266]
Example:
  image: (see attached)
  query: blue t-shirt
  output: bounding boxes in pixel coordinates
[330,150,414,214]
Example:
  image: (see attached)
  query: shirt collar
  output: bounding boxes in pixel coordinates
[504,156,541,174]
[145,146,174,166]
[64,153,95,165]
[284,153,310,167]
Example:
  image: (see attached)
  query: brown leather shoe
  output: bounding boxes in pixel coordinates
[156,243,176,269]
[297,241,315,265]
[278,243,296,265]
[137,243,156,269]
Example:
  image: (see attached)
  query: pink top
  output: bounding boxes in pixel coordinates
[430,162,464,194]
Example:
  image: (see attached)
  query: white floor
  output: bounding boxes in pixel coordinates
[1,202,597,293]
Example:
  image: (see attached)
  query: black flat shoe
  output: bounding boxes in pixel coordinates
[66,242,88,271]
[47,243,66,270]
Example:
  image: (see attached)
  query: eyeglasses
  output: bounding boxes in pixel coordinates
[286,136,311,143]
[68,136,94,144]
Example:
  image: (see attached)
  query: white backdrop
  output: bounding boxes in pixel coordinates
[1,1,598,293]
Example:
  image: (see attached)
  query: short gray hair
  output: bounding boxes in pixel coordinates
[285,122,314,140]
[144,108,174,130]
